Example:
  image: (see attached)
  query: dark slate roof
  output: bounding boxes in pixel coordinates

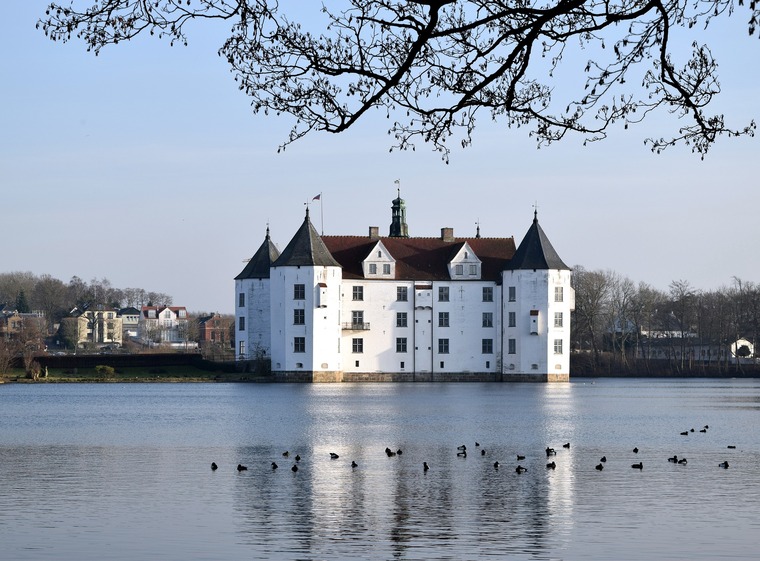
[272,211,341,268]
[235,230,281,279]
[506,213,569,270]
[321,236,516,281]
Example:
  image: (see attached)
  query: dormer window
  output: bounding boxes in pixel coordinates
[455,264,463,275]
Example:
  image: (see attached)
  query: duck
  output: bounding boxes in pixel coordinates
[396,449,403,455]
[515,465,527,474]
[493,461,500,469]
[291,464,298,472]
[600,456,607,463]
[631,462,643,469]
[271,462,278,470]
[727,445,737,449]
[423,462,430,471]
[704,425,709,430]
[330,452,340,460]
[211,462,218,471]
[546,447,556,456]
[680,431,689,436]
[295,454,301,462]
[699,428,707,433]
[457,444,467,451]
[457,449,467,458]
[633,447,639,453]
[595,463,604,471]
[385,448,396,457]
[668,455,678,463]
[517,454,526,461]
[481,449,486,456]
[563,442,570,449]
[678,458,687,465]
[546,461,556,469]
[282,451,289,457]
[351,461,358,468]
[475,442,480,447]
[237,464,248,471]
[719,461,729,469]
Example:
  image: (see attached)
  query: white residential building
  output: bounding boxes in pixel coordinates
[235,194,574,382]
[138,305,189,346]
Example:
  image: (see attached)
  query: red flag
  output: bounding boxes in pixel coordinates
[312,194,321,201]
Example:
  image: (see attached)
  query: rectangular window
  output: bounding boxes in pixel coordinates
[554,312,563,328]
[555,286,564,302]
[294,284,305,300]
[238,317,245,331]
[352,286,364,301]
[439,286,449,302]
[438,312,450,327]
[352,338,364,353]
[239,341,245,356]
[396,312,408,328]
[238,292,245,307]
[469,264,477,275]
[352,310,364,326]
[383,263,391,275]
[554,339,563,354]
[397,286,408,301]
[455,264,464,275]
[369,263,377,275]
[482,312,493,328]
[294,337,305,353]
[438,338,449,354]
[293,309,305,325]
[508,311,516,327]
[508,338,516,354]
[396,337,407,353]
[482,287,493,302]
[482,339,493,354]
[508,286,516,302]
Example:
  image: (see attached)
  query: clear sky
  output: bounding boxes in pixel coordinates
[2,2,758,314]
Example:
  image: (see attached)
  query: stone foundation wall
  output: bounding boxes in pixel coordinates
[270,371,570,382]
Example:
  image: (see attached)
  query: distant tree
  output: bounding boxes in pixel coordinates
[32,274,68,330]
[15,290,31,313]
[0,338,19,375]
[39,0,758,160]
[571,266,612,366]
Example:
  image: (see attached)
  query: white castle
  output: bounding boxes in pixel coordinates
[235,194,574,382]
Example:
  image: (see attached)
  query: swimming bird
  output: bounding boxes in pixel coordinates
[457,449,467,458]
[668,455,678,463]
[385,448,396,457]
[563,442,570,449]
[633,447,639,453]
[516,465,527,474]
[546,447,556,456]
[517,454,526,461]
[330,452,339,459]
[481,449,486,456]
[457,444,467,451]
[475,442,480,447]
[704,425,709,430]
[546,461,556,469]
[719,461,729,469]
[699,428,707,433]
[282,451,289,457]
[423,462,430,471]
[690,428,695,432]
[271,462,278,470]
[493,461,500,469]
[596,463,604,471]
[237,464,248,471]
[295,454,301,462]
[600,456,607,463]
[631,462,643,469]
[680,431,689,436]
[396,449,403,455]
[351,461,358,468]
[727,445,736,449]
[211,462,218,471]
[678,458,687,465]
[291,464,298,472]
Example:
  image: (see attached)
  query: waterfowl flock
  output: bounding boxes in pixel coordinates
[211,425,736,478]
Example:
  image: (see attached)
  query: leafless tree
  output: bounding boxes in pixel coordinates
[39,0,757,160]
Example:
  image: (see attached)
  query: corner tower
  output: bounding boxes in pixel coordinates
[235,227,280,361]
[270,209,343,381]
[502,211,574,381]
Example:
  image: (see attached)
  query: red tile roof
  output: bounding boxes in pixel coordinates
[321,236,516,281]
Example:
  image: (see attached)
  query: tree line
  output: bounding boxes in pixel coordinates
[572,267,759,376]
[0,271,173,331]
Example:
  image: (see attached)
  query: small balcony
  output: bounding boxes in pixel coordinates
[342,322,371,331]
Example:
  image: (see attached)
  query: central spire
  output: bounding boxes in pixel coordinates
[389,185,409,238]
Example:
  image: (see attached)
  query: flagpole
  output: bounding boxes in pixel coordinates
[320,192,324,235]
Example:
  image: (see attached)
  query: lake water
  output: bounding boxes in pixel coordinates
[1,379,758,561]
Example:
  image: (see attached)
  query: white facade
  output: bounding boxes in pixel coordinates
[235,203,573,382]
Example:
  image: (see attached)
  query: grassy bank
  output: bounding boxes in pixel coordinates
[1,365,267,383]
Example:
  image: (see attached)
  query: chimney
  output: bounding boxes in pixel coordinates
[369,226,380,239]
[441,227,454,242]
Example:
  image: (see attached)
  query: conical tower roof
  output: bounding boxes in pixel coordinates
[507,211,569,270]
[235,227,280,279]
[273,209,341,268]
